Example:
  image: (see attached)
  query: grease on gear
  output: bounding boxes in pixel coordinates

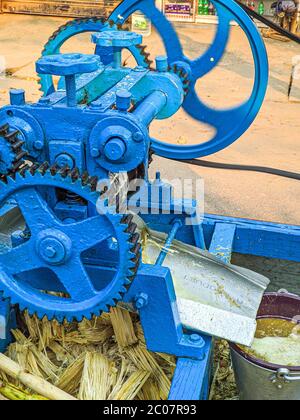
[0,124,27,176]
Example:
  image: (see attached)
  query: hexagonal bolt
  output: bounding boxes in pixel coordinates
[188,333,205,346]
[44,246,57,258]
[134,293,148,310]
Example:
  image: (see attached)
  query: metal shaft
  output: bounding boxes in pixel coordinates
[155,219,182,266]
[65,75,77,107]
[133,90,167,127]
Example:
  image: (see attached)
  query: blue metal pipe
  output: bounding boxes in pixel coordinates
[156,219,183,266]
[133,90,167,127]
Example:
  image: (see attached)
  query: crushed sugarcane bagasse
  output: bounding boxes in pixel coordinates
[0,308,176,400]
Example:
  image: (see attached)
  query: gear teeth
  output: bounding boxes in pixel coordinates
[88,176,98,191]
[0,124,28,175]
[29,163,40,175]
[131,253,141,267]
[131,242,141,256]
[169,64,191,96]
[11,140,25,151]
[5,130,20,143]
[0,124,9,136]
[81,171,89,186]
[14,151,28,162]
[130,232,139,246]
[71,167,80,182]
[19,164,31,177]
[49,163,60,176]
[125,222,137,235]
[38,161,50,175]
[11,160,24,172]
[0,165,141,322]
[39,17,153,95]
[59,165,71,178]
[121,214,134,226]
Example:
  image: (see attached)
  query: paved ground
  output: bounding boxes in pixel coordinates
[0,14,299,225]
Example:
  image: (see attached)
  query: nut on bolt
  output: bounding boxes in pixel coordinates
[91,147,100,158]
[55,153,75,169]
[134,293,148,309]
[33,140,44,151]
[189,333,205,346]
[133,132,144,143]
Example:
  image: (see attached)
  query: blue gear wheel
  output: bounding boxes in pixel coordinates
[110,0,269,159]
[0,165,141,322]
[38,17,152,96]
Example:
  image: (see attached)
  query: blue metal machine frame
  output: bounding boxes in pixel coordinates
[0,0,298,400]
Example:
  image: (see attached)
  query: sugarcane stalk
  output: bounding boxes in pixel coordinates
[0,353,77,401]
[0,383,48,400]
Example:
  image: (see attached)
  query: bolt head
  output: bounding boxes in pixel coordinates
[135,293,148,309]
[189,334,203,344]
[44,246,57,258]
[133,132,144,143]
[91,147,100,158]
[36,230,72,266]
[55,153,74,169]
[33,140,44,151]
[104,138,126,162]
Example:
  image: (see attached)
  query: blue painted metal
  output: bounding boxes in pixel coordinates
[39,18,151,96]
[123,264,206,359]
[0,171,137,322]
[209,223,237,263]
[9,89,25,106]
[168,341,213,400]
[0,2,296,401]
[155,219,183,266]
[168,219,237,400]
[92,31,143,70]
[110,0,269,159]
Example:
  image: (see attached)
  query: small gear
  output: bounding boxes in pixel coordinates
[0,163,141,322]
[0,124,27,176]
[169,64,191,97]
